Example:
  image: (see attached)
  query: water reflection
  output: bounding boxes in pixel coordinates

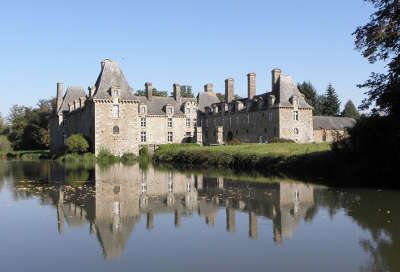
[2,161,399,271]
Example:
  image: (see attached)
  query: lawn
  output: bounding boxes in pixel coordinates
[158,143,332,157]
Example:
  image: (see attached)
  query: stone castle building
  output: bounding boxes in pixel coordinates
[50,59,354,155]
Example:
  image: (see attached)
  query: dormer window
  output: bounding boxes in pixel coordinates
[166,106,173,116]
[186,107,190,114]
[293,111,299,121]
[113,90,119,97]
[140,105,147,115]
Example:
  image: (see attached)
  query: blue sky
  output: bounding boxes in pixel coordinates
[0,0,385,116]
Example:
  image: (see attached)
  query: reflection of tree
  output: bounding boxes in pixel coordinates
[316,189,400,272]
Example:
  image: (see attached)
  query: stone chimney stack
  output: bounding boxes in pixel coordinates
[225,78,234,103]
[56,82,63,112]
[247,73,256,100]
[173,83,181,102]
[145,82,152,100]
[204,83,213,93]
[271,68,281,92]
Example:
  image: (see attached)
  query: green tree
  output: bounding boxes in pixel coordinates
[321,84,340,116]
[7,105,29,149]
[0,113,8,135]
[65,134,89,154]
[342,100,360,119]
[135,88,168,97]
[0,135,12,153]
[180,85,194,98]
[353,0,400,117]
[297,81,318,108]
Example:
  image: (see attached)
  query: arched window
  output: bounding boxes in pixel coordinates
[113,126,119,135]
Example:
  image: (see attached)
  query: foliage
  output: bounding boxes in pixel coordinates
[135,88,168,97]
[0,135,12,153]
[7,99,54,150]
[180,85,194,98]
[342,100,360,119]
[121,153,137,164]
[297,81,319,112]
[0,113,8,135]
[65,134,89,154]
[268,137,295,143]
[97,147,119,165]
[321,84,341,116]
[353,0,400,117]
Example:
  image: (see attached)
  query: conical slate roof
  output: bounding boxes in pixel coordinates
[93,59,136,101]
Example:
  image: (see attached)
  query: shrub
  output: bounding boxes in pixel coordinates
[139,146,150,157]
[121,153,137,164]
[65,134,89,154]
[0,135,12,153]
[268,137,295,143]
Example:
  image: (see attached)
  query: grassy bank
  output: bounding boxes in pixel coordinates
[153,143,362,187]
[1,150,50,160]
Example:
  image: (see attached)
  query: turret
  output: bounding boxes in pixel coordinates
[56,82,63,112]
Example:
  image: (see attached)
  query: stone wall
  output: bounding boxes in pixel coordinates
[313,129,346,143]
[278,108,313,143]
[94,101,139,156]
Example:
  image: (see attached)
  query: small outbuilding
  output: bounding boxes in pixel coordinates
[313,116,356,143]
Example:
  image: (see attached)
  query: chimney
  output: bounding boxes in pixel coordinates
[79,96,86,108]
[247,73,256,100]
[225,78,234,103]
[173,83,181,102]
[271,68,281,92]
[204,83,213,93]
[268,94,276,107]
[56,82,63,112]
[145,82,152,100]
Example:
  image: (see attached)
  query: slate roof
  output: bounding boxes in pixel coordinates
[59,86,86,113]
[313,116,356,130]
[275,75,312,108]
[92,59,136,101]
[197,91,220,112]
[136,96,196,116]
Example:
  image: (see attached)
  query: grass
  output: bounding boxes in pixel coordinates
[3,150,50,160]
[156,143,331,157]
[153,143,336,181]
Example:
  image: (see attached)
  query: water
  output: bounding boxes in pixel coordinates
[0,161,398,272]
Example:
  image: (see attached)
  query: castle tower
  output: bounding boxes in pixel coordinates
[56,82,63,112]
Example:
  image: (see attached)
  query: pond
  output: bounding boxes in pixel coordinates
[0,161,398,272]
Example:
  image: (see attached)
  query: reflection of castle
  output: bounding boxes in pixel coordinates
[52,165,315,259]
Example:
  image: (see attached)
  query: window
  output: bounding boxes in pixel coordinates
[268,112,273,121]
[141,117,146,128]
[186,118,190,127]
[168,118,172,128]
[141,131,146,142]
[113,89,119,97]
[140,106,146,114]
[294,128,299,135]
[193,119,197,127]
[186,132,191,137]
[293,111,299,121]
[113,126,119,135]
[168,132,173,143]
[167,107,172,115]
[63,134,67,143]
[186,108,190,114]
[113,105,120,118]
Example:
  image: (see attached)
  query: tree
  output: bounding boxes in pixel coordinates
[65,134,89,154]
[135,88,168,97]
[7,105,29,149]
[321,84,340,116]
[0,113,8,135]
[215,93,241,102]
[0,135,12,153]
[297,81,318,108]
[353,0,400,117]
[342,100,360,119]
[180,85,194,98]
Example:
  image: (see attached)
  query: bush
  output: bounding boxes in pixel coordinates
[139,146,150,157]
[65,134,89,154]
[121,153,137,164]
[97,147,119,164]
[268,137,295,143]
[0,135,12,153]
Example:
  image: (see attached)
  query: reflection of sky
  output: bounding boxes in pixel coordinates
[0,184,373,272]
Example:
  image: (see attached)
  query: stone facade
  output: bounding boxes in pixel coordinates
[50,59,355,155]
